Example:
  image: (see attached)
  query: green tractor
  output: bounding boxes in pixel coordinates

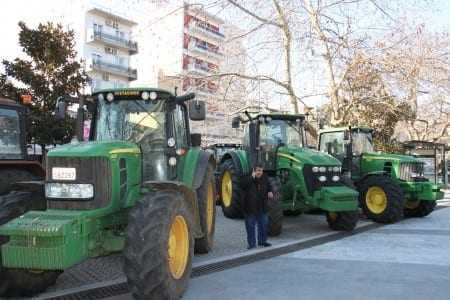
[0,88,217,299]
[318,126,444,223]
[218,113,360,234]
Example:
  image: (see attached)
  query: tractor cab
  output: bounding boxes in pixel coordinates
[318,126,373,179]
[0,97,28,161]
[233,113,307,172]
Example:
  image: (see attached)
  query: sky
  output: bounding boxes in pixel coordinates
[1,0,450,109]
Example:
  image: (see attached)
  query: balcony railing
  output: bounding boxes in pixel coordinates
[93,31,138,54]
[91,59,137,80]
[188,42,223,61]
[187,21,225,41]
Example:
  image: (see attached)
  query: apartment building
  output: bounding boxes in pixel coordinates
[146,3,247,145]
[83,7,138,92]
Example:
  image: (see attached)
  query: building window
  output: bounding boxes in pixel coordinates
[94,23,103,33]
[102,73,110,81]
[106,19,119,29]
[105,47,118,55]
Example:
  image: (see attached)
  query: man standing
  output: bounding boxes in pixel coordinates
[241,164,273,249]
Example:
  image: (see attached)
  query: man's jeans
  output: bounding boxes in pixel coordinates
[245,213,268,248]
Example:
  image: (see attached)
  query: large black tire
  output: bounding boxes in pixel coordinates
[358,176,404,223]
[0,169,39,195]
[124,191,194,300]
[267,177,283,237]
[218,159,244,219]
[0,192,58,297]
[326,211,359,231]
[4,270,61,297]
[195,164,216,254]
[404,200,436,218]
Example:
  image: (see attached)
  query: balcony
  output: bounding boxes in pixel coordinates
[187,21,225,42]
[188,41,223,62]
[87,29,138,54]
[185,63,218,76]
[90,58,137,81]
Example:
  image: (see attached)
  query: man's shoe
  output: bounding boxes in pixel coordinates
[262,242,271,247]
[247,245,256,250]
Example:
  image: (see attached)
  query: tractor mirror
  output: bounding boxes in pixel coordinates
[191,133,202,147]
[188,101,206,121]
[55,100,67,120]
[232,116,240,128]
[344,130,350,141]
[326,142,333,154]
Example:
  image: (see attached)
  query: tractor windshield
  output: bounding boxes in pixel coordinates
[0,108,22,159]
[352,131,374,155]
[95,98,166,143]
[259,119,304,147]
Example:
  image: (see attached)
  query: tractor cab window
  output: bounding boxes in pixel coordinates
[319,131,345,156]
[259,119,303,147]
[0,108,22,159]
[352,131,374,155]
[95,98,167,181]
[95,98,166,143]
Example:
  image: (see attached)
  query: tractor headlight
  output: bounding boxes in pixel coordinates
[319,166,327,173]
[332,175,340,182]
[312,166,319,173]
[332,166,341,173]
[45,183,94,199]
[318,176,327,182]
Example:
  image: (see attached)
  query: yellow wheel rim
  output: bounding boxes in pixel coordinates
[365,186,387,214]
[328,212,338,221]
[405,200,420,209]
[168,215,189,279]
[206,181,214,234]
[221,171,232,207]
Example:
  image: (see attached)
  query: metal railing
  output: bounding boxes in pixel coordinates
[92,59,137,80]
[93,31,138,53]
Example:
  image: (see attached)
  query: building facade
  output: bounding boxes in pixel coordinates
[83,7,138,92]
[144,3,247,145]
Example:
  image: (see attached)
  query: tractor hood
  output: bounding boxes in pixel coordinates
[47,140,140,158]
[278,145,341,166]
[363,152,419,164]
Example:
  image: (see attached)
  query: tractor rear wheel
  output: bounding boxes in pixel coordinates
[267,177,283,236]
[359,176,404,223]
[0,192,59,296]
[195,164,216,254]
[219,159,243,218]
[124,191,194,300]
[404,200,436,218]
[326,211,359,231]
[0,169,39,195]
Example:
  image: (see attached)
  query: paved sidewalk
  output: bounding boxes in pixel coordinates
[182,206,450,300]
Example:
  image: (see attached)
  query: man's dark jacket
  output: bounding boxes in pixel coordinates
[240,173,272,215]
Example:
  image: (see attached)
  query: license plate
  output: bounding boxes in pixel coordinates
[52,167,76,180]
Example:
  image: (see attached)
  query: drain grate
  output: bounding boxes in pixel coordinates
[37,222,383,300]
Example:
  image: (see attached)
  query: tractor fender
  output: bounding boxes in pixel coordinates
[0,160,45,178]
[192,151,216,190]
[355,171,389,188]
[141,181,203,238]
[219,152,246,176]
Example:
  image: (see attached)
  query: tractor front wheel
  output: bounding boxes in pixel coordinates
[326,211,359,231]
[267,177,283,236]
[404,200,436,218]
[219,159,243,218]
[359,176,404,223]
[124,191,194,300]
[195,164,216,254]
